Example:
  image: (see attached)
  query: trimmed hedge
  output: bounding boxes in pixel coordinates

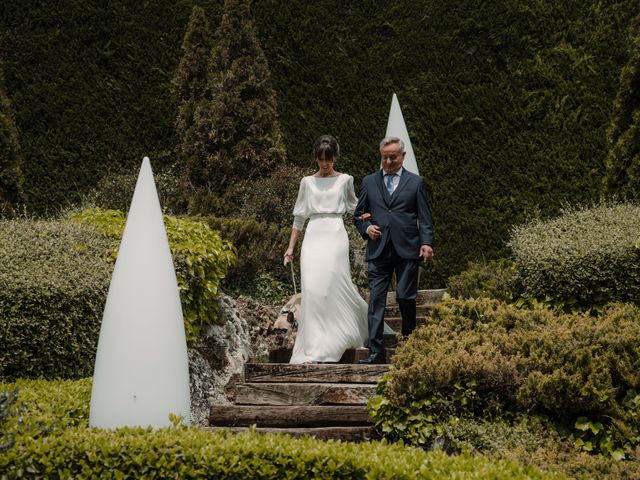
[2,1,638,285]
[0,218,112,380]
[0,379,560,479]
[508,202,640,309]
[370,298,640,458]
[71,208,237,343]
[0,211,236,380]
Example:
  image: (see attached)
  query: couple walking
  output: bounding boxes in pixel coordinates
[284,134,434,365]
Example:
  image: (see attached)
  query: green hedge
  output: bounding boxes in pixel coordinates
[0,218,112,380]
[0,379,559,479]
[508,202,640,310]
[0,211,235,380]
[370,298,640,458]
[2,1,638,285]
[71,208,237,343]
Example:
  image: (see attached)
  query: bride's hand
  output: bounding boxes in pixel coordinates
[284,248,294,265]
[359,212,372,222]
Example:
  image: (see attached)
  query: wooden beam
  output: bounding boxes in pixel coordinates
[235,383,376,406]
[244,363,390,383]
[209,405,372,427]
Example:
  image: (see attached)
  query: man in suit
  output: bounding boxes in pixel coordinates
[354,136,434,364]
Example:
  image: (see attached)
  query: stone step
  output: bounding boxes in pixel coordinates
[206,426,378,443]
[235,382,376,406]
[244,363,390,383]
[209,405,371,427]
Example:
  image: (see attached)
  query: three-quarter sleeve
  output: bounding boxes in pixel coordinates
[345,175,358,213]
[292,177,308,230]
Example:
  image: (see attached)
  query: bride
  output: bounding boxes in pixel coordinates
[284,135,369,364]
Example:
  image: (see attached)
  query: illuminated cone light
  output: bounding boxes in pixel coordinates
[385,93,420,175]
[90,157,190,428]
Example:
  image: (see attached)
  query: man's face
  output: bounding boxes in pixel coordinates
[380,142,405,174]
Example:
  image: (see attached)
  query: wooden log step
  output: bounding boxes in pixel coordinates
[206,426,378,443]
[245,363,390,383]
[370,288,447,306]
[384,304,432,318]
[383,316,428,332]
[209,405,371,427]
[235,382,376,406]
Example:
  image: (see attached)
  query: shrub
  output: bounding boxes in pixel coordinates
[202,215,291,286]
[508,202,640,310]
[370,298,640,457]
[0,62,24,217]
[604,15,640,201]
[185,0,286,201]
[446,259,520,302]
[83,163,186,215]
[0,378,559,480]
[0,218,113,380]
[71,208,237,343]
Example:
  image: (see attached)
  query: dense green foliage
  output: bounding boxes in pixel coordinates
[0,61,23,217]
[508,202,640,310]
[172,5,214,196]
[446,259,519,303]
[604,16,640,200]
[370,298,640,460]
[0,379,559,479]
[0,218,113,380]
[2,1,638,283]
[0,211,236,379]
[186,0,286,208]
[72,208,237,343]
[203,215,291,284]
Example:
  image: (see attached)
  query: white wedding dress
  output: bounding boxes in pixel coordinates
[289,173,369,364]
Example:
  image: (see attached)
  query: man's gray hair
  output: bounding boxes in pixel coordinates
[379,136,405,152]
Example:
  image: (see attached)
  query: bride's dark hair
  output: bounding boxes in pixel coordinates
[313,134,340,162]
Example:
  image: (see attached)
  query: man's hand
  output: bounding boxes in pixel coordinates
[367,225,382,241]
[420,245,434,263]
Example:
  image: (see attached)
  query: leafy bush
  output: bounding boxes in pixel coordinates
[604,15,640,201]
[0,62,24,217]
[446,259,520,302]
[0,379,559,480]
[203,215,291,286]
[71,208,237,343]
[0,218,113,380]
[370,298,640,458]
[83,163,186,215]
[508,202,640,310]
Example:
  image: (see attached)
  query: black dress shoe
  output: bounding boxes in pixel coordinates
[358,352,385,364]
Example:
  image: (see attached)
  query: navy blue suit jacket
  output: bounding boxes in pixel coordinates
[354,168,434,261]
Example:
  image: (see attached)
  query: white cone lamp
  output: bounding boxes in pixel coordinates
[90,157,191,428]
[385,93,420,175]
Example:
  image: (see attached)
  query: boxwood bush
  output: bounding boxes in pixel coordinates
[370,298,640,459]
[0,218,113,380]
[508,202,640,310]
[0,210,236,380]
[0,379,559,479]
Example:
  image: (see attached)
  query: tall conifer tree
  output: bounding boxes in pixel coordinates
[172,6,214,190]
[604,16,640,201]
[0,60,24,217]
[190,0,285,194]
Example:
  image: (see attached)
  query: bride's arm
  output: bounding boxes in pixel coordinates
[284,228,300,265]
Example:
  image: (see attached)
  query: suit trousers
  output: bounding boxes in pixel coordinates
[367,241,419,353]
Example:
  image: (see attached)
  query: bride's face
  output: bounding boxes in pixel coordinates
[316,154,336,176]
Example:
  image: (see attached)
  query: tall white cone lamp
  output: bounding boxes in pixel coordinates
[90,157,191,428]
[385,93,420,175]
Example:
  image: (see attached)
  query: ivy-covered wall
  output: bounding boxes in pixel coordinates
[1,1,638,285]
